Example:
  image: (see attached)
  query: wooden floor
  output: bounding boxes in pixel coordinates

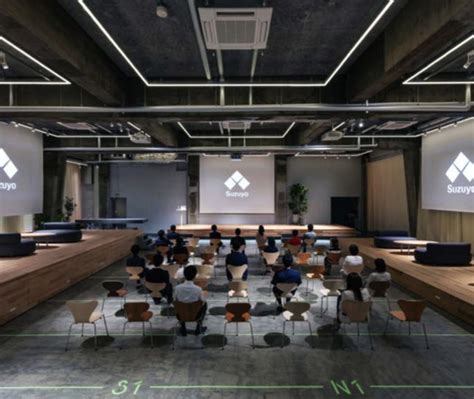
[177,224,356,237]
[0,230,140,325]
[340,238,474,325]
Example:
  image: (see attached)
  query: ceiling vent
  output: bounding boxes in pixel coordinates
[198,8,272,50]
[321,130,345,141]
[377,121,418,131]
[129,131,151,145]
[57,122,96,131]
[222,121,252,130]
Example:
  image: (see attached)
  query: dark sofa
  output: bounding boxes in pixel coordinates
[0,233,36,257]
[414,243,472,266]
[373,230,416,249]
[31,222,82,244]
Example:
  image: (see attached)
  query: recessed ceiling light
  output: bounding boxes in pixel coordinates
[156,3,168,18]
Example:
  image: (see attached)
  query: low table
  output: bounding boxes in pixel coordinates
[21,232,54,247]
[394,240,437,254]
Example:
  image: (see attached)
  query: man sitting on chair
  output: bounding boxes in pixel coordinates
[174,266,207,336]
[126,244,146,289]
[145,254,173,305]
[225,242,249,281]
[272,253,302,313]
[230,228,246,252]
[167,224,181,241]
[302,224,316,252]
[156,229,173,263]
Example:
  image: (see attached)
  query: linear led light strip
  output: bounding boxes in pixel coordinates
[0,36,70,85]
[295,150,373,158]
[178,121,295,139]
[202,153,272,157]
[15,123,127,139]
[404,34,474,85]
[77,0,394,87]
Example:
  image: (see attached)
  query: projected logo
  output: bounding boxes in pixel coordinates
[0,148,18,179]
[224,171,250,198]
[445,152,473,195]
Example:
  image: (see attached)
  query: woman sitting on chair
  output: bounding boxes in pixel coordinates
[366,258,391,293]
[324,237,341,276]
[336,272,370,324]
[255,225,267,252]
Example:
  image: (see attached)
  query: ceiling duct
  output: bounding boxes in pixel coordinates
[222,121,252,130]
[321,130,345,141]
[57,122,96,130]
[199,8,272,50]
[377,121,418,130]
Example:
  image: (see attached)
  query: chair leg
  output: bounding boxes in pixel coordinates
[408,321,411,335]
[222,322,228,349]
[101,298,106,312]
[292,321,295,336]
[172,322,178,350]
[120,322,128,350]
[149,322,154,348]
[93,323,98,351]
[103,316,110,336]
[367,323,374,350]
[142,322,145,336]
[307,321,314,348]
[81,323,84,337]
[422,323,429,349]
[65,323,74,352]
[383,316,391,335]
[282,321,286,348]
[249,322,255,348]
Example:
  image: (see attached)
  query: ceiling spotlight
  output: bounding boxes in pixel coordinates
[156,1,168,18]
[0,51,8,70]
[463,50,474,70]
[358,120,364,128]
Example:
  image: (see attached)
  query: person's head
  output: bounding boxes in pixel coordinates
[235,228,241,236]
[267,237,276,247]
[375,258,386,273]
[282,253,293,268]
[349,244,359,256]
[232,242,241,252]
[130,244,140,256]
[346,272,363,301]
[153,253,164,267]
[183,265,197,281]
[170,224,176,232]
[258,225,265,235]
[307,224,314,232]
[158,229,165,238]
[292,229,298,237]
[211,224,217,232]
[330,237,339,250]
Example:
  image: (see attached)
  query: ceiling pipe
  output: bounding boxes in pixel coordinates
[187,0,212,81]
[216,49,225,105]
[249,49,259,105]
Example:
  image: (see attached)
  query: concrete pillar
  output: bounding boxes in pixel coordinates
[187,156,199,224]
[275,155,288,224]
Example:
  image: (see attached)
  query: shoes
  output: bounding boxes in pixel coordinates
[195,325,207,335]
[180,325,187,337]
[153,298,162,305]
[276,306,284,314]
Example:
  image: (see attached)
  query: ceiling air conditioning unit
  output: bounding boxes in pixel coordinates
[129,131,151,144]
[199,8,272,50]
[222,121,252,130]
[321,130,345,142]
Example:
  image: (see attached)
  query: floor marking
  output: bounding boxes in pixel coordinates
[149,384,324,389]
[0,386,104,390]
[371,385,474,389]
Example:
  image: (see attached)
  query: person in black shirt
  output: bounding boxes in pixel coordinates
[145,254,173,304]
[209,224,223,253]
[126,245,145,288]
[230,228,246,251]
[156,229,173,263]
[225,242,249,281]
[167,224,181,241]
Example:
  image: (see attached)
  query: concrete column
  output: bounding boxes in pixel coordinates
[275,155,288,224]
[187,156,199,224]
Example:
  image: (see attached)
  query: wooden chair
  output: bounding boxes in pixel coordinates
[303,265,325,295]
[274,283,298,316]
[319,277,345,316]
[144,281,167,304]
[313,245,327,264]
[286,244,301,256]
[267,263,284,296]
[369,281,391,311]
[343,263,364,275]
[223,303,254,349]
[172,300,205,349]
[156,245,169,259]
[65,300,109,351]
[303,238,315,252]
[227,264,248,281]
[262,251,279,268]
[281,302,313,347]
[122,302,154,348]
[196,264,214,280]
[187,237,200,248]
[201,252,215,265]
[326,251,342,266]
[101,281,128,311]
[296,252,312,266]
[145,253,155,264]
[227,281,249,303]
[125,266,144,288]
[161,264,181,282]
[340,300,373,350]
[384,299,429,349]
[174,253,189,267]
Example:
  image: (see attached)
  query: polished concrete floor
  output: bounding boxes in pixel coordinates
[0,239,472,399]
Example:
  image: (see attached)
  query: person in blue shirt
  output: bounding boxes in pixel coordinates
[272,253,302,312]
[167,224,181,241]
[155,229,173,263]
[302,223,317,252]
[145,254,173,304]
[225,242,249,281]
[230,228,246,251]
[209,224,224,253]
[126,244,146,288]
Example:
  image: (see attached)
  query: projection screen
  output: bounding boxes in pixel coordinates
[199,155,275,214]
[421,119,474,213]
[0,124,43,217]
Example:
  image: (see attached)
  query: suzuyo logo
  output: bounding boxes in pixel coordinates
[445,152,474,195]
[0,148,18,179]
[224,171,250,198]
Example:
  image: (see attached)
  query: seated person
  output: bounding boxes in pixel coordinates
[287,229,302,247]
[156,229,173,263]
[209,224,224,253]
[337,272,370,324]
[324,237,342,275]
[271,253,302,313]
[126,244,146,288]
[366,258,391,293]
[302,224,316,252]
[174,265,207,336]
[145,254,173,304]
[230,228,246,251]
[173,237,189,256]
[342,244,364,275]
[167,224,181,242]
[255,225,267,251]
[263,237,279,253]
[225,242,249,281]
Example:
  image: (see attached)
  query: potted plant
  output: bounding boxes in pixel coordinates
[63,196,77,222]
[288,183,308,224]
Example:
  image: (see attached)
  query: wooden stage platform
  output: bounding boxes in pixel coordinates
[339,238,474,325]
[0,230,140,326]
[176,224,356,237]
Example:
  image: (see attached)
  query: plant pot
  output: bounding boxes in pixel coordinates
[291,214,300,224]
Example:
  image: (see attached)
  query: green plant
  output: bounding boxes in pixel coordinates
[288,183,309,215]
[63,196,77,222]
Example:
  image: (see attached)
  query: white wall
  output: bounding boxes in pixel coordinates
[109,163,187,234]
[287,157,362,224]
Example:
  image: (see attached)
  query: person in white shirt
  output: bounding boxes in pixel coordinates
[174,265,207,336]
[337,272,370,324]
[342,244,364,276]
[367,258,391,294]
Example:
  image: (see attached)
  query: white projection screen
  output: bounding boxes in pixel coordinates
[421,119,474,213]
[0,124,43,217]
[199,155,275,214]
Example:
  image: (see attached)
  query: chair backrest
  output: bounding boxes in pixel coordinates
[144,281,166,298]
[174,253,189,266]
[287,244,301,256]
[66,300,98,323]
[160,264,180,279]
[145,254,155,264]
[196,264,214,279]
[126,266,144,280]
[341,300,371,323]
[262,251,279,265]
[326,251,342,264]
[398,299,427,322]
[228,280,248,294]
[276,283,298,296]
[187,237,200,247]
[225,303,251,322]
[322,278,345,294]
[124,302,151,322]
[169,239,177,247]
[186,245,197,255]
[307,265,325,279]
[296,252,312,265]
[304,238,315,247]
[173,300,204,322]
[343,263,364,275]
[102,281,125,296]
[210,238,222,247]
[369,281,390,297]
[284,302,311,321]
[156,245,169,256]
[227,265,248,280]
[314,245,326,256]
[201,252,215,265]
